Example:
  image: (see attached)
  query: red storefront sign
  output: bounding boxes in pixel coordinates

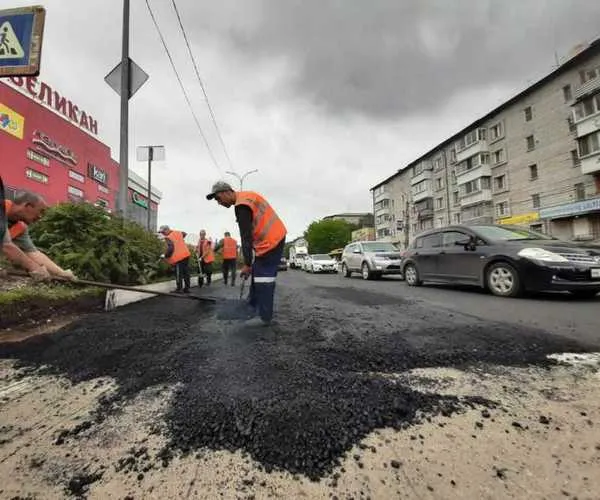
[0,80,118,210]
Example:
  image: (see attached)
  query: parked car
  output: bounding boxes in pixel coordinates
[305,253,338,273]
[278,257,288,271]
[401,224,600,298]
[341,241,403,280]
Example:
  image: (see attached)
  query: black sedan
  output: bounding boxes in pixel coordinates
[400,224,600,298]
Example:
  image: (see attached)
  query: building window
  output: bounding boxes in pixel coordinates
[532,194,540,209]
[495,201,509,218]
[489,122,504,141]
[492,148,505,165]
[494,174,506,192]
[453,213,461,224]
[575,183,585,201]
[481,177,491,189]
[449,148,457,164]
[562,84,572,102]
[579,67,600,84]
[453,191,459,205]
[374,198,391,210]
[578,131,600,157]
[567,117,577,133]
[526,135,535,151]
[571,149,581,167]
[573,95,599,122]
[456,128,487,151]
[435,177,444,190]
[437,217,445,228]
[529,164,538,180]
[451,170,457,184]
[433,157,443,171]
[524,106,533,121]
[436,197,444,209]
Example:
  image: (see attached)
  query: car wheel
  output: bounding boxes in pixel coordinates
[486,262,522,297]
[361,262,373,280]
[342,263,351,278]
[403,263,422,286]
[569,289,600,299]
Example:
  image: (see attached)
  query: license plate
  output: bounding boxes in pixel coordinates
[592,268,600,279]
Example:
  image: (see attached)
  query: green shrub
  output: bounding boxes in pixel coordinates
[29,202,169,285]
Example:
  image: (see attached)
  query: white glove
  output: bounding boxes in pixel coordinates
[160,254,165,259]
[29,265,51,281]
[58,269,77,281]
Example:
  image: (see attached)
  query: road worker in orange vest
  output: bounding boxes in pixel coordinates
[1,188,76,282]
[207,181,287,326]
[217,231,238,287]
[197,229,215,287]
[159,225,191,293]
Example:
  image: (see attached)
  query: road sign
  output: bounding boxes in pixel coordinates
[136,145,165,162]
[0,5,45,77]
[104,58,149,99]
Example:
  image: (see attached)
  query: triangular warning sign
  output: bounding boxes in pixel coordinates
[0,21,25,59]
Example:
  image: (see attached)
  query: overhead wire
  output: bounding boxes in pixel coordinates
[144,0,222,174]
[170,0,235,172]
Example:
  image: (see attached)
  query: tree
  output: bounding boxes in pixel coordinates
[304,219,356,254]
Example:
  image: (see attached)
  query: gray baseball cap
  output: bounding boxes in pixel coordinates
[206,181,234,200]
[158,225,170,233]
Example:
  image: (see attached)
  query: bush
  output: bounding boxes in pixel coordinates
[29,202,170,285]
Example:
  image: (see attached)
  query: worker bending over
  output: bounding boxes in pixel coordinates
[207,181,287,326]
[159,225,191,293]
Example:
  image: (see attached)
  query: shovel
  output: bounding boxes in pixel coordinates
[6,270,217,303]
[214,276,256,320]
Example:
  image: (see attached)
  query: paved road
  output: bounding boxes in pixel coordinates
[288,269,600,346]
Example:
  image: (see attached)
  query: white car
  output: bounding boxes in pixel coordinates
[306,254,338,273]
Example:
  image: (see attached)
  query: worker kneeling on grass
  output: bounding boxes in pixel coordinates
[0,187,77,282]
[159,225,191,294]
[207,181,287,327]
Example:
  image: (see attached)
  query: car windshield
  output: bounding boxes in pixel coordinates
[361,242,399,252]
[473,225,556,241]
[312,254,331,260]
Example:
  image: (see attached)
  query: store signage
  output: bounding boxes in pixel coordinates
[25,168,48,184]
[540,197,600,219]
[32,130,77,165]
[68,170,85,183]
[131,190,148,209]
[67,185,83,198]
[26,148,49,166]
[7,76,98,135]
[98,184,109,194]
[95,198,109,208]
[87,163,107,184]
[0,102,25,139]
[497,212,539,225]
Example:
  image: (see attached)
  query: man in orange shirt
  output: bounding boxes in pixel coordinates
[218,231,238,287]
[207,181,287,326]
[159,225,191,293]
[197,229,215,287]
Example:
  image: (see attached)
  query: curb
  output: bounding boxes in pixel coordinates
[105,273,223,311]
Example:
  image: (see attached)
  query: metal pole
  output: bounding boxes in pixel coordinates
[147,147,153,231]
[118,0,130,218]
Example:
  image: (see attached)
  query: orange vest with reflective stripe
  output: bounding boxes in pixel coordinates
[222,236,238,259]
[166,230,190,265]
[4,200,28,239]
[235,191,287,256]
[200,239,215,263]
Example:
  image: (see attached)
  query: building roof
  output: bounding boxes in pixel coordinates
[323,212,373,219]
[370,37,600,191]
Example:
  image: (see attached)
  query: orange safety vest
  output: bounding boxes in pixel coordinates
[4,200,28,239]
[235,191,287,256]
[199,239,215,263]
[165,230,191,265]
[222,236,238,260]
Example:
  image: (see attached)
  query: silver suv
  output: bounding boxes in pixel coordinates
[341,241,403,280]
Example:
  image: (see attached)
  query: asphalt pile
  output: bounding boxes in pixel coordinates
[0,278,595,479]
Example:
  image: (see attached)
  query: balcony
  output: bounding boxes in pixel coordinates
[456,140,489,164]
[412,185,433,203]
[410,168,433,186]
[459,188,493,208]
[573,111,600,138]
[456,164,492,185]
[416,208,434,219]
[574,77,600,101]
[580,151,600,175]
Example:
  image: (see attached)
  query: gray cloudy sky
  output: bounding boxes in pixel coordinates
[7,0,600,243]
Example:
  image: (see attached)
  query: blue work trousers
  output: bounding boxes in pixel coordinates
[248,238,285,322]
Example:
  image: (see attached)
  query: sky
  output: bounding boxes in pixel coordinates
[5,0,600,244]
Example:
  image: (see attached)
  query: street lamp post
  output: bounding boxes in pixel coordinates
[137,145,165,231]
[226,169,258,190]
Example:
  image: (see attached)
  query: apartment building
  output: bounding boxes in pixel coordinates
[371,38,600,247]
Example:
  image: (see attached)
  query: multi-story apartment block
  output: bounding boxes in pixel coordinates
[371,38,600,248]
[322,212,374,227]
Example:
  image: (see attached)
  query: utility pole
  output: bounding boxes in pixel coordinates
[226,169,258,190]
[404,199,410,249]
[117,0,131,218]
[146,147,153,231]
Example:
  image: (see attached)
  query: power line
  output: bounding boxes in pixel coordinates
[144,0,222,174]
[170,0,235,172]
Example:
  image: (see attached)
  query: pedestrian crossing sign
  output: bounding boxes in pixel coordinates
[0,6,45,77]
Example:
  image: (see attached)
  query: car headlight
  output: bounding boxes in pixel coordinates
[518,248,569,263]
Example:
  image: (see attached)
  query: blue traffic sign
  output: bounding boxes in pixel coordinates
[0,6,45,77]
